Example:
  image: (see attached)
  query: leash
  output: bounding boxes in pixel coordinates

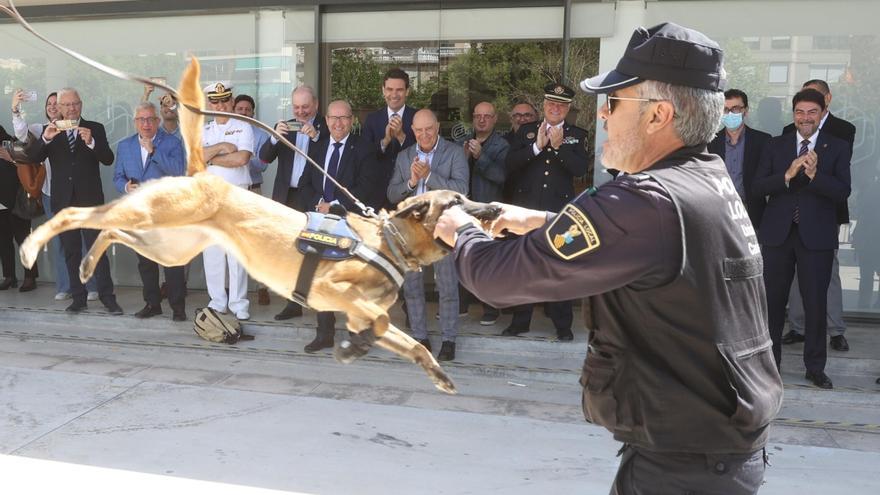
[0,1,377,220]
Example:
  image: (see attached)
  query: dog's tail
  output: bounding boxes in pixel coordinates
[178,57,206,176]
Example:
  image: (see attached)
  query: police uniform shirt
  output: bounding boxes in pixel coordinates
[454,174,681,307]
[203,117,255,186]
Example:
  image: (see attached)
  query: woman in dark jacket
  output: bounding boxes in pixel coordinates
[0,124,38,291]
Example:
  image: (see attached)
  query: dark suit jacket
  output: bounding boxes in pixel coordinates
[708,126,772,228]
[505,121,589,212]
[783,112,856,223]
[361,106,416,209]
[259,113,326,204]
[752,131,851,250]
[298,133,377,215]
[0,125,21,209]
[28,118,114,212]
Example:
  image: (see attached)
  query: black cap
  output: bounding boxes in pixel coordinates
[543,83,576,103]
[580,22,725,94]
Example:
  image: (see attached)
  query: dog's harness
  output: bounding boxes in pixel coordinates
[291,212,406,306]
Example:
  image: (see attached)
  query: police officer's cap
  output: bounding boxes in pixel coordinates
[579,22,725,94]
[204,81,233,100]
[543,83,576,103]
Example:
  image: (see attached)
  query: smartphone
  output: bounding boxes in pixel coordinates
[23,90,37,102]
[149,77,167,86]
[1,140,13,154]
[285,119,304,132]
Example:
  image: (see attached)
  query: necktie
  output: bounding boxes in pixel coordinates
[67,130,76,152]
[323,141,343,202]
[794,139,810,224]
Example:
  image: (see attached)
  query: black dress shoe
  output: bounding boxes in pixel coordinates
[781,330,805,344]
[501,325,529,337]
[274,303,303,320]
[437,341,456,361]
[304,336,335,353]
[805,370,833,389]
[417,338,432,352]
[556,329,574,341]
[830,335,849,352]
[104,302,124,316]
[172,309,187,322]
[134,304,163,319]
[66,301,87,313]
[19,278,36,292]
[0,277,18,290]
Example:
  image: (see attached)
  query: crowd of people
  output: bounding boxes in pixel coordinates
[0,49,859,379]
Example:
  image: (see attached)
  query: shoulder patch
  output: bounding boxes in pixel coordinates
[545,203,601,260]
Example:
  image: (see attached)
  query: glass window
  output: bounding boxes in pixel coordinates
[768,63,789,83]
[809,64,847,83]
[741,37,761,50]
[770,36,791,49]
[813,35,851,50]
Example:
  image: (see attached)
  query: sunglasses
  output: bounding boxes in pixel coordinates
[208,96,232,104]
[604,95,663,114]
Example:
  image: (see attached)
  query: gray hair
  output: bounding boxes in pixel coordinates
[57,87,80,101]
[135,101,157,115]
[327,100,352,115]
[292,85,318,103]
[637,80,723,146]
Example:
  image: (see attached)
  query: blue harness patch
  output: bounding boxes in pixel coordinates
[296,212,361,260]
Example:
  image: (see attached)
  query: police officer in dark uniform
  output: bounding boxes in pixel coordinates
[503,83,589,340]
[435,23,783,494]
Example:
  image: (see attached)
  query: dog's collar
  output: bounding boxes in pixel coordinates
[381,217,421,273]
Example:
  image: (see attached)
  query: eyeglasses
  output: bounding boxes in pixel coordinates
[604,95,663,114]
[723,105,746,114]
[134,117,158,125]
[208,96,232,104]
[326,115,353,123]
[59,101,82,108]
[511,112,536,119]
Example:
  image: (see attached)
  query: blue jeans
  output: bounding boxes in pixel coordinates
[42,194,96,293]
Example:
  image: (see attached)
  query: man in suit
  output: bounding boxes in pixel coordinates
[388,109,469,361]
[708,89,771,228]
[112,102,187,321]
[781,80,856,352]
[201,82,255,321]
[260,85,325,320]
[28,87,122,315]
[362,68,417,210]
[502,83,589,341]
[297,100,375,352]
[753,88,851,389]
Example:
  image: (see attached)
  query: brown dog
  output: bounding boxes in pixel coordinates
[19,59,500,394]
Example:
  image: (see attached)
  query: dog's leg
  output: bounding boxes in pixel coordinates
[374,324,457,394]
[20,206,99,269]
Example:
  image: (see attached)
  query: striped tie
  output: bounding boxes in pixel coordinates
[67,130,76,153]
[793,139,809,224]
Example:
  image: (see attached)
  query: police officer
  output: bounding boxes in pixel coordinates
[503,82,589,340]
[435,23,783,494]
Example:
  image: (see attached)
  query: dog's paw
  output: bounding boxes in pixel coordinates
[79,255,97,283]
[430,365,457,395]
[19,238,40,269]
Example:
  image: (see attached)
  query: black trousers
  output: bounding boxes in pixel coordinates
[137,253,185,310]
[316,311,336,339]
[762,224,834,373]
[60,227,115,305]
[510,301,573,332]
[0,209,37,279]
[610,445,765,495]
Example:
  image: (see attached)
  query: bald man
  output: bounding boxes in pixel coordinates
[387,109,469,361]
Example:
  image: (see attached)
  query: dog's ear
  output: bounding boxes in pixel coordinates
[395,199,430,221]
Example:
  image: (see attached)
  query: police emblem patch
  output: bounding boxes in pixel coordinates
[545,204,600,260]
[554,85,564,95]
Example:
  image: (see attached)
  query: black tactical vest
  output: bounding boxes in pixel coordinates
[581,148,783,454]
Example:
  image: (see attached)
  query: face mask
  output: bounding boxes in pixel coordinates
[721,112,743,130]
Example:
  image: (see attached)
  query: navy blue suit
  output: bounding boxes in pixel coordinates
[28,118,117,306]
[361,106,416,209]
[113,132,187,312]
[708,126,771,228]
[298,134,377,214]
[753,131,851,373]
[259,114,325,209]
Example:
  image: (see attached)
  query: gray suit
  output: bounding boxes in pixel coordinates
[387,138,469,342]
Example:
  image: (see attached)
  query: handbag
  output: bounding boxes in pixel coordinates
[11,187,44,220]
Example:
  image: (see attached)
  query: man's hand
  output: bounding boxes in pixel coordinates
[384,114,404,148]
[125,179,139,193]
[548,125,564,150]
[785,156,806,182]
[0,147,14,163]
[803,150,818,179]
[491,202,549,236]
[434,205,479,247]
[408,158,430,188]
[316,200,331,214]
[535,122,549,149]
[275,120,290,134]
[139,136,154,154]
[11,89,24,113]
[142,84,154,101]
[301,122,318,140]
[77,127,93,146]
[42,122,60,142]
[466,139,482,160]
